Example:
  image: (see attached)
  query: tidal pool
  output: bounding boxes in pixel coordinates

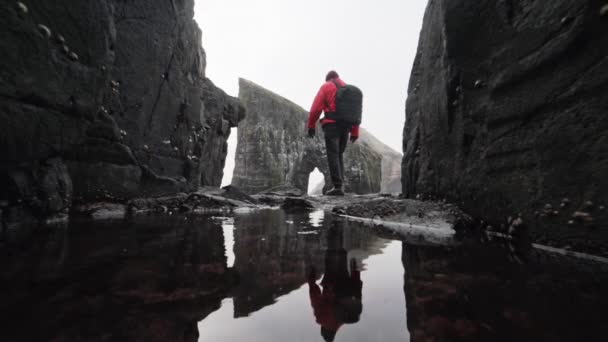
[0,209,606,341]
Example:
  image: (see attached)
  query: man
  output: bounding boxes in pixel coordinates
[307,70,360,196]
[307,223,363,342]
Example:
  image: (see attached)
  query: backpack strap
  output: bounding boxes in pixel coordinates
[332,79,343,89]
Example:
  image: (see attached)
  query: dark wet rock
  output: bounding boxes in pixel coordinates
[68,51,78,61]
[402,242,608,341]
[2,158,73,219]
[233,79,400,195]
[219,185,259,204]
[0,0,244,224]
[126,187,260,215]
[16,2,28,14]
[403,0,608,249]
[73,202,127,220]
[332,206,347,215]
[322,195,470,234]
[258,185,306,197]
[280,197,315,211]
[36,24,51,38]
[251,194,285,206]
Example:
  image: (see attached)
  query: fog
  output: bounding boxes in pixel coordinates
[193,0,428,186]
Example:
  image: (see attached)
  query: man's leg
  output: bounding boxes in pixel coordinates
[323,124,343,189]
[337,125,349,184]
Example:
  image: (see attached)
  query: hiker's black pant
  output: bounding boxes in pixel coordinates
[323,123,350,188]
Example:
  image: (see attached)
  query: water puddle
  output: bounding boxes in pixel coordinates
[0,209,606,341]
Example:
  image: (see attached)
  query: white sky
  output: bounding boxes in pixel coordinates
[193,0,428,186]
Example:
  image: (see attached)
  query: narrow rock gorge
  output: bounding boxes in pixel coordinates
[233,79,401,195]
[403,0,608,249]
[0,0,244,226]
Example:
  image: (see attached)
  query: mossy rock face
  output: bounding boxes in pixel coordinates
[233,79,395,195]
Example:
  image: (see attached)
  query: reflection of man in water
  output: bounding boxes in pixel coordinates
[308,226,363,342]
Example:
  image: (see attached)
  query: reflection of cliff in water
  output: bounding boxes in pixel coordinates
[402,240,608,341]
[230,210,387,318]
[0,216,233,341]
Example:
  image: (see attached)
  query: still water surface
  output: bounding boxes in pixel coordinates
[0,209,606,341]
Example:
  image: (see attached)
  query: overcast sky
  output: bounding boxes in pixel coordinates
[193,0,428,186]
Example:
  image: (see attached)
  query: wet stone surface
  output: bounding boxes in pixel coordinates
[0,209,607,341]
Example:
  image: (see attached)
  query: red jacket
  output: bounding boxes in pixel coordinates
[307,77,360,137]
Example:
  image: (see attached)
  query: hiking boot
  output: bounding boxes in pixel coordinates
[326,187,345,196]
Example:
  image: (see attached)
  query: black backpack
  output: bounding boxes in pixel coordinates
[326,81,363,126]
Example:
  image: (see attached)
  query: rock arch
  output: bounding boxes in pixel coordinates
[232,79,384,195]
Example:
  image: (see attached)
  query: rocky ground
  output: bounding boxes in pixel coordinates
[4,183,606,259]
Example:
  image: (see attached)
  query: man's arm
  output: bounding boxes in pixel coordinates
[350,125,360,142]
[307,85,328,129]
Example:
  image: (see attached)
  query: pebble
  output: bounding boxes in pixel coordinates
[162,140,171,145]
[37,24,52,39]
[584,201,594,210]
[544,203,553,210]
[601,4,608,16]
[561,198,570,205]
[474,80,484,88]
[68,52,79,61]
[560,17,572,25]
[568,220,575,225]
[16,2,28,14]
[143,145,149,150]
[572,211,593,224]
[56,34,65,44]
[62,45,69,54]
[600,206,605,211]
[173,147,179,151]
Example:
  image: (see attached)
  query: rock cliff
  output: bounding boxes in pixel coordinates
[233,79,393,195]
[0,1,244,225]
[403,0,608,247]
[358,129,402,193]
